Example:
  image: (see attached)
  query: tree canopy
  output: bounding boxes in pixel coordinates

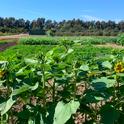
[0,17,124,36]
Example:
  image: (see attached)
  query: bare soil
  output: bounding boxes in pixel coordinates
[0,42,17,52]
[95,43,124,49]
[0,34,29,52]
[0,34,29,40]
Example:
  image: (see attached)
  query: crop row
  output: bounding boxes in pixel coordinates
[19,36,116,45]
[18,34,124,46]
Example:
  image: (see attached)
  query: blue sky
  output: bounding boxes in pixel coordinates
[0,0,124,22]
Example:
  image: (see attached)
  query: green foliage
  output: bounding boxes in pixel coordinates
[46,30,55,36]
[29,28,45,35]
[78,36,117,45]
[100,105,120,124]
[0,17,123,36]
[102,61,112,69]
[19,37,59,45]
[0,40,16,46]
[0,96,16,116]
[19,36,118,46]
[53,100,80,124]
[1,38,124,123]
[92,77,116,89]
[0,42,7,45]
[117,33,124,45]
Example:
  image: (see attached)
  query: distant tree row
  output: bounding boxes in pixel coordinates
[0,17,124,36]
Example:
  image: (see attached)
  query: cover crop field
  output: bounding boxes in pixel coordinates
[1,35,124,124]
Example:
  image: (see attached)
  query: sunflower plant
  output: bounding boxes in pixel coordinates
[1,44,124,124]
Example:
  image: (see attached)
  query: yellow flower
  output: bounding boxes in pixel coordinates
[87,72,96,77]
[114,62,124,73]
[0,70,5,78]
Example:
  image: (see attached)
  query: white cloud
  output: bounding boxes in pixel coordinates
[113,19,124,23]
[81,15,103,21]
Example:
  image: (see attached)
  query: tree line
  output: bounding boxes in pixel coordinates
[0,17,124,36]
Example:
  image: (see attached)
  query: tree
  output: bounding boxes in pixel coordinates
[0,16,124,36]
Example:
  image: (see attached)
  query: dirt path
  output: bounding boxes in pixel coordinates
[0,34,29,40]
[96,43,124,49]
[0,42,17,52]
[0,34,29,52]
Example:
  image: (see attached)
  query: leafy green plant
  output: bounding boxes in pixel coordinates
[19,37,59,45]
[19,36,118,46]
[117,33,124,45]
[1,37,124,124]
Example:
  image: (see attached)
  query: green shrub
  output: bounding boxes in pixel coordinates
[29,28,45,35]
[19,36,117,46]
[0,41,7,45]
[79,37,117,45]
[19,37,59,45]
[117,33,124,45]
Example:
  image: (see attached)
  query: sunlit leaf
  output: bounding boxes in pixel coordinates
[24,58,38,64]
[53,100,80,124]
[28,118,35,124]
[102,61,112,69]
[0,96,16,115]
[16,66,27,76]
[12,82,39,96]
[80,65,89,71]
[67,48,74,54]
[0,80,6,86]
[92,77,116,89]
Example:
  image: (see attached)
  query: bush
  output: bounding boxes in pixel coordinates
[46,30,55,36]
[29,28,45,35]
[19,37,59,45]
[117,33,124,45]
